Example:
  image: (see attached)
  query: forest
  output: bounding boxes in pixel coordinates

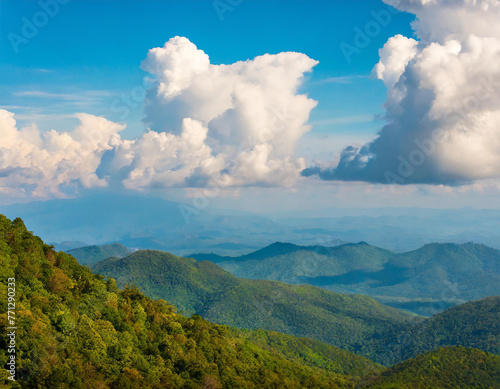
[1,215,499,388]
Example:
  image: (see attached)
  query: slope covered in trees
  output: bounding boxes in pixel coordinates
[366,296,500,365]
[1,215,499,388]
[191,241,500,315]
[93,249,417,359]
[0,215,374,388]
[361,346,500,388]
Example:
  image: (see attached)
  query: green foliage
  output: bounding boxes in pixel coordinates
[66,243,131,266]
[1,215,499,388]
[92,249,417,358]
[191,241,393,284]
[192,241,500,316]
[0,214,363,388]
[365,296,500,365]
[230,329,383,378]
[361,346,500,388]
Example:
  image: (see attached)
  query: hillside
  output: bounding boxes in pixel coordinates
[0,214,379,388]
[366,296,500,365]
[66,243,131,266]
[192,241,500,315]
[92,249,417,358]
[378,243,500,301]
[190,242,393,284]
[362,346,500,388]
[1,215,499,388]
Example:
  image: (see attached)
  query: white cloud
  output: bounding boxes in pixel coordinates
[0,110,125,198]
[138,36,318,189]
[0,37,318,198]
[304,0,500,185]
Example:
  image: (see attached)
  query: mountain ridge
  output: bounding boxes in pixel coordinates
[92,248,418,362]
[190,241,500,315]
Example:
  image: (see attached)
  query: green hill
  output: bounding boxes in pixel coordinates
[362,346,500,388]
[366,296,500,365]
[375,243,500,303]
[192,241,500,315]
[66,243,131,266]
[92,249,418,359]
[233,329,383,377]
[1,215,499,388]
[190,241,393,284]
[0,214,381,388]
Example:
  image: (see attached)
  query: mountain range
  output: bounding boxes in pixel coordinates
[2,214,499,388]
[92,248,500,365]
[92,249,417,361]
[190,241,500,316]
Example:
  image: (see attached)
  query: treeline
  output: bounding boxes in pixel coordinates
[0,216,354,388]
[1,215,499,389]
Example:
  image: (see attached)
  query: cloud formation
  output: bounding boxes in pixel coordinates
[304,0,500,185]
[139,36,317,188]
[0,37,318,198]
[0,110,124,198]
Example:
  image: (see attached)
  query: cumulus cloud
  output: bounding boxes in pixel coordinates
[138,36,317,189]
[0,110,124,198]
[304,0,500,185]
[0,37,318,198]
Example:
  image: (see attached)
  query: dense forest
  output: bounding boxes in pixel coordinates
[92,249,500,365]
[1,215,499,388]
[366,296,500,365]
[361,346,500,388]
[190,241,500,316]
[92,249,418,359]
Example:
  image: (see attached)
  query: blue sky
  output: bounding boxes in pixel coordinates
[1,0,499,211]
[0,0,414,143]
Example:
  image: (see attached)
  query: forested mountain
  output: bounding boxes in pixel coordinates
[93,249,418,360]
[190,241,392,274]
[66,243,131,266]
[191,241,500,315]
[1,214,499,388]
[361,346,500,389]
[0,215,376,388]
[366,296,500,366]
[94,249,500,366]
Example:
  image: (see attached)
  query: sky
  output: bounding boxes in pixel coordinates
[1,0,500,212]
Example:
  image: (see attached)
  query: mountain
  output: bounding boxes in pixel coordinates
[66,243,131,266]
[92,249,418,360]
[189,241,393,283]
[361,346,500,388]
[0,214,381,388]
[2,214,498,388]
[308,242,500,315]
[366,296,500,366]
[93,249,500,366]
[192,241,500,315]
